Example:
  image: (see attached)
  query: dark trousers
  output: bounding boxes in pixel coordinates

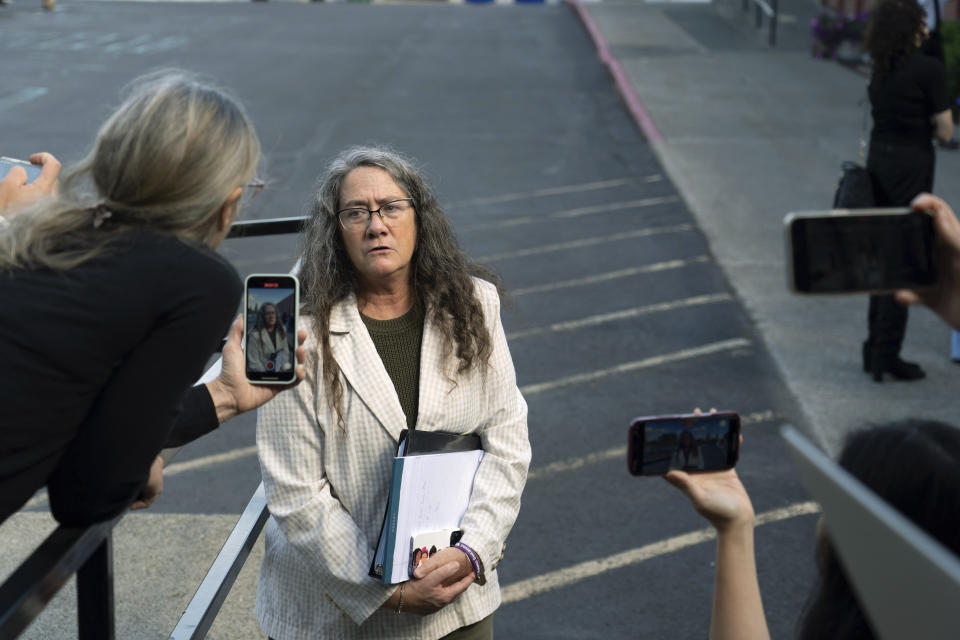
[864,140,935,356]
[867,294,909,357]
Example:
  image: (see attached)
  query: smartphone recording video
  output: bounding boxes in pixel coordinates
[244,274,299,385]
[0,157,42,185]
[785,208,937,294]
[628,412,741,476]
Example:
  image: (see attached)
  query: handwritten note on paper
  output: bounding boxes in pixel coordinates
[390,449,484,581]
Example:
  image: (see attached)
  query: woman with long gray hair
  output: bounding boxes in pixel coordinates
[0,70,269,527]
[256,146,531,639]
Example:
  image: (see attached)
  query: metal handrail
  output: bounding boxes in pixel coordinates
[226,216,308,239]
[0,518,119,640]
[741,0,778,46]
[168,485,268,640]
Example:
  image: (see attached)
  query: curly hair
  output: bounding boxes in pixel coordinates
[864,0,925,82]
[297,145,502,426]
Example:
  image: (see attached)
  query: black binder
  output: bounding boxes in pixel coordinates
[398,429,482,456]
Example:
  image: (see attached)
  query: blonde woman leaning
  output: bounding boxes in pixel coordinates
[0,71,264,527]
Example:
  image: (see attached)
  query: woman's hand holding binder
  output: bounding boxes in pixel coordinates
[413,546,474,587]
[384,560,475,615]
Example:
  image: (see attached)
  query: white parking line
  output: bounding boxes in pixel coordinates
[528,447,625,481]
[552,195,680,219]
[512,256,710,296]
[458,176,662,206]
[526,410,779,483]
[500,501,820,604]
[520,338,751,396]
[741,410,776,425]
[481,223,694,262]
[20,492,47,510]
[0,88,48,113]
[507,293,732,340]
[458,195,681,230]
[164,446,258,477]
[19,445,260,511]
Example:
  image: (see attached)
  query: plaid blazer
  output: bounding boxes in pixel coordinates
[255,278,530,640]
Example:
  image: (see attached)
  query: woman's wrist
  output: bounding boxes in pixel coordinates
[382,585,403,611]
[715,516,755,539]
[454,541,486,586]
[205,380,239,424]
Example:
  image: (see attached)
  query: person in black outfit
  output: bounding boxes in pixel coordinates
[863,0,954,382]
[0,71,301,527]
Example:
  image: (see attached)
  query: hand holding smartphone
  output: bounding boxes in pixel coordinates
[627,412,741,476]
[893,194,960,332]
[244,274,299,385]
[0,154,61,216]
[785,208,937,294]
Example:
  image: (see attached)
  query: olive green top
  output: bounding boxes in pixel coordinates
[360,303,424,430]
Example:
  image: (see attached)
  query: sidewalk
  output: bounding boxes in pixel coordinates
[581,0,960,454]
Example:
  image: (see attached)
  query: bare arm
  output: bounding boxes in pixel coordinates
[665,468,770,640]
[933,109,954,143]
[711,520,767,640]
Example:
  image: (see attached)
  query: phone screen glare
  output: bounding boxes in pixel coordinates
[794,213,936,293]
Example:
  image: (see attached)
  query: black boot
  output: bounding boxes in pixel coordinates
[870,354,925,382]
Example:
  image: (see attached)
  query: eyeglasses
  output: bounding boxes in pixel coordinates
[337,198,413,229]
[242,179,265,204]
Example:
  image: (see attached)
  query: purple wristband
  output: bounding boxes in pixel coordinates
[454,541,481,579]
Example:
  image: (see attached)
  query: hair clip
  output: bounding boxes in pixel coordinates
[87,203,113,229]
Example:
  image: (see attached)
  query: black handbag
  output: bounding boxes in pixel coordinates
[833,161,874,208]
[833,92,874,208]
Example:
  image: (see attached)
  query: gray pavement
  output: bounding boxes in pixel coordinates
[585,0,960,456]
